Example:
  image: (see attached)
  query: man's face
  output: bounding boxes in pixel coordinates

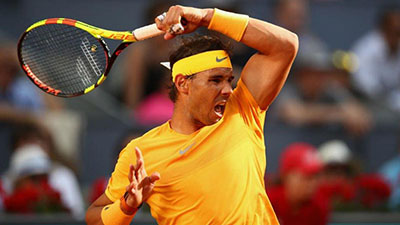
[277,0,308,33]
[383,12,400,53]
[186,67,234,126]
[285,171,320,203]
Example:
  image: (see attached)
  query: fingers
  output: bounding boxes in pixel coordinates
[166,6,183,25]
[135,147,144,164]
[126,165,138,194]
[135,147,147,180]
[149,172,161,183]
[155,5,186,40]
[141,172,160,190]
[168,23,184,35]
[133,147,160,190]
[141,172,161,202]
[156,12,166,22]
[128,164,134,183]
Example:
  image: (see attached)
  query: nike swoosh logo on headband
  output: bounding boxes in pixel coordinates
[216,56,228,62]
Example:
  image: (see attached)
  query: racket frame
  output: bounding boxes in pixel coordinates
[17,18,154,97]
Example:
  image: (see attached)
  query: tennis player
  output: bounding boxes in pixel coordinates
[86,5,298,225]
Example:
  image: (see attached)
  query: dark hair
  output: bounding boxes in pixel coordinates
[146,0,179,24]
[168,35,232,102]
[378,6,400,29]
[11,122,48,151]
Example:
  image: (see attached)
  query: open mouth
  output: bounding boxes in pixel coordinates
[214,102,226,118]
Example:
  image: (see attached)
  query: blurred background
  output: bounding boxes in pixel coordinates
[0,0,399,224]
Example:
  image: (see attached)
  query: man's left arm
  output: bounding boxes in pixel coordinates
[238,17,299,110]
[156,6,298,110]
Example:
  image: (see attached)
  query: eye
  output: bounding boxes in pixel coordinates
[228,76,234,83]
[209,77,222,83]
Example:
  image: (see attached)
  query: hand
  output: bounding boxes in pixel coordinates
[124,147,160,209]
[341,102,372,136]
[155,5,213,40]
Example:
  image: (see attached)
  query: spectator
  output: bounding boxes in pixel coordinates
[0,40,68,153]
[274,0,328,77]
[3,144,68,214]
[267,142,329,225]
[274,40,372,136]
[351,7,400,116]
[0,42,45,125]
[1,122,85,218]
[318,140,391,211]
[0,42,44,113]
[274,0,308,34]
[318,140,357,210]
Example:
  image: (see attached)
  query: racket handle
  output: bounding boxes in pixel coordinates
[133,23,164,41]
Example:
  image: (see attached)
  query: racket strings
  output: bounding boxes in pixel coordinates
[19,24,107,95]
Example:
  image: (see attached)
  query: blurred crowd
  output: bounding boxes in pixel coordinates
[0,0,399,224]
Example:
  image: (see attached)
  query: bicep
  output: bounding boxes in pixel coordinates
[240,52,295,110]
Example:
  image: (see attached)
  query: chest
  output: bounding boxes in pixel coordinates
[142,119,266,196]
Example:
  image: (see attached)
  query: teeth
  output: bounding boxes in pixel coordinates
[214,105,224,118]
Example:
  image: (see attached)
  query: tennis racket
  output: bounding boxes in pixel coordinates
[17,18,165,97]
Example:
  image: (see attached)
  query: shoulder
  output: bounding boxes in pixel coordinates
[224,79,266,130]
[50,163,76,177]
[9,76,44,110]
[352,30,385,55]
[121,122,170,156]
[229,78,263,110]
[48,164,81,192]
[380,156,400,177]
[137,122,170,140]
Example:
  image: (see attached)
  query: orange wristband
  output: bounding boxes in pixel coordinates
[208,8,249,42]
[120,193,138,215]
[100,199,135,225]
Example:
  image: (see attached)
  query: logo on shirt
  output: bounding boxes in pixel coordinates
[179,143,196,155]
[216,56,228,62]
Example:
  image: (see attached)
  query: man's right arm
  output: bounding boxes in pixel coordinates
[86,194,113,225]
[85,147,160,225]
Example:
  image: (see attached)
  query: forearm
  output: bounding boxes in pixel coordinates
[280,101,344,125]
[86,194,135,225]
[203,8,298,57]
[0,105,37,123]
[300,104,344,124]
[202,8,298,109]
[86,205,105,225]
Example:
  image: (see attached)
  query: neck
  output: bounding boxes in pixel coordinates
[170,102,204,135]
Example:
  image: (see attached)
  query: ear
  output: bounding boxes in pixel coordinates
[174,74,189,95]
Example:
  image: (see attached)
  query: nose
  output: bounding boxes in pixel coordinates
[221,82,233,97]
